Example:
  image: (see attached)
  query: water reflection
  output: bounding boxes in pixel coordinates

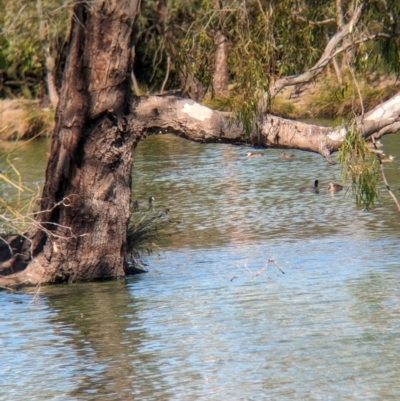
[44,281,173,400]
[0,133,400,400]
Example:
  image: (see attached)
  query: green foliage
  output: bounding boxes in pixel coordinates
[338,125,380,210]
[173,0,335,132]
[134,0,208,93]
[2,0,400,111]
[0,0,70,98]
[361,0,400,76]
[268,97,297,118]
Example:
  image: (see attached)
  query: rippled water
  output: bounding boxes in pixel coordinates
[1,133,400,400]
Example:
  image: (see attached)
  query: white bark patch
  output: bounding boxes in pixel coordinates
[181,102,213,121]
[328,127,347,141]
[365,94,400,121]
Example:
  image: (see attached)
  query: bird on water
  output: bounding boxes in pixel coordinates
[328,182,343,193]
[299,180,319,193]
[380,155,394,163]
[280,151,294,159]
[247,151,264,158]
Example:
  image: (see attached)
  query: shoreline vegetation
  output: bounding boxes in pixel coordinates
[1,75,399,142]
[0,99,54,142]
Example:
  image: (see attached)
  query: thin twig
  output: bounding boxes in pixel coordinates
[0,285,16,292]
[255,258,285,276]
[270,259,285,274]
[255,260,270,276]
[379,162,400,212]
[31,282,42,304]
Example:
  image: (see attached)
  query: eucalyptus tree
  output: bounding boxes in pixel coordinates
[0,0,400,287]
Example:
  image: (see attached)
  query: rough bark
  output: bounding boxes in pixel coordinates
[0,0,140,286]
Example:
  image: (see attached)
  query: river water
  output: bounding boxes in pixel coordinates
[1,133,400,400]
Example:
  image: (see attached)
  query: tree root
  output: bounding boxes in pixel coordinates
[0,272,31,288]
[0,260,47,289]
[0,234,41,289]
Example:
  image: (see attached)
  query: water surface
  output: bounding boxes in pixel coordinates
[1,133,400,400]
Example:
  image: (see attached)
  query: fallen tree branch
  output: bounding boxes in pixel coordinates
[132,91,400,163]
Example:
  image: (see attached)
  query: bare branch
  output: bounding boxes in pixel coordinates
[160,55,171,93]
[378,160,400,212]
[266,4,364,101]
[292,14,336,26]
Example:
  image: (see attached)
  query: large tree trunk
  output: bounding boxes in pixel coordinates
[0,0,141,286]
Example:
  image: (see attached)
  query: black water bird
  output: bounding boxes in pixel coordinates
[299,180,319,193]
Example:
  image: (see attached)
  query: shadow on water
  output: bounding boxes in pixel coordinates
[37,280,174,401]
[0,279,176,400]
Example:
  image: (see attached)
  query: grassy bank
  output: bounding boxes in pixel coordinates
[0,99,54,142]
[270,75,400,120]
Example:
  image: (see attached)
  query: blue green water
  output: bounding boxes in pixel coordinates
[0,133,400,400]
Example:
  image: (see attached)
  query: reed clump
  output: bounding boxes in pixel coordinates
[126,203,180,273]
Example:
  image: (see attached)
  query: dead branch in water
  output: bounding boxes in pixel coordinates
[232,258,285,281]
[255,259,285,276]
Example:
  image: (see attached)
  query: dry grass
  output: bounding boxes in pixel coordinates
[269,97,298,118]
[0,99,54,142]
